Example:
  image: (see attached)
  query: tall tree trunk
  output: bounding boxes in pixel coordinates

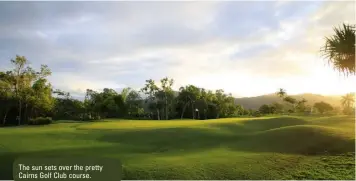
[156,109,160,120]
[191,101,195,119]
[204,109,207,120]
[18,100,22,125]
[3,109,9,126]
[30,107,34,119]
[204,100,208,120]
[165,103,168,120]
[24,103,28,124]
[181,102,189,119]
[165,94,168,120]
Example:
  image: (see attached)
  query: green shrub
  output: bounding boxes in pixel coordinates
[252,111,262,117]
[28,117,52,125]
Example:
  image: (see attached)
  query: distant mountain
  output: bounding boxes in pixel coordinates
[235,93,342,110]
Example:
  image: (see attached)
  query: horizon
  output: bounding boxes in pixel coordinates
[0,1,355,98]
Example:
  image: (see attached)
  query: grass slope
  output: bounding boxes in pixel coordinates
[0,116,354,179]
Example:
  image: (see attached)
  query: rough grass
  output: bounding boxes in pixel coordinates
[0,115,354,179]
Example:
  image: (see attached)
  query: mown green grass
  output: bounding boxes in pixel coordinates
[0,115,354,179]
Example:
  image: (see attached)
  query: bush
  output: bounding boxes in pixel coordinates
[28,117,52,125]
[343,107,355,115]
[252,111,262,117]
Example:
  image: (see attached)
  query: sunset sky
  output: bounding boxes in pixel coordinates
[0,1,354,98]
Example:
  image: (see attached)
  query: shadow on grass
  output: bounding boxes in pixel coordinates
[241,117,308,129]
[228,130,355,156]
[96,118,354,156]
[211,117,308,134]
[96,117,354,156]
[309,115,355,126]
[98,127,237,153]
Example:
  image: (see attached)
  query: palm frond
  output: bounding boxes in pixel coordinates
[321,23,355,76]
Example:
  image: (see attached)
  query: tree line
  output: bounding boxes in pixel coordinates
[1,55,354,126]
[0,55,249,125]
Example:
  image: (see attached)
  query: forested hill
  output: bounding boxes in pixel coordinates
[235,93,342,110]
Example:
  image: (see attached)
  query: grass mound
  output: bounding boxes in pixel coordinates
[236,125,355,155]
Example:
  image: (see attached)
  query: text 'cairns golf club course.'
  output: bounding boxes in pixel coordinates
[0,1,355,180]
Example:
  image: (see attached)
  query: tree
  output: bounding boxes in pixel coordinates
[160,77,174,120]
[198,88,209,119]
[314,101,333,114]
[331,106,342,115]
[11,55,29,125]
[271,102,284,113]
[0,71,15,125]
[259,104,271,114]
[219,94,237,118]
[214,89,226,119]
[31,78,54,118]
[321,23,355,76]
[283,96,297,112]
[126,90,144,118]
[204,90,217,118]
[100,88,120,118]
[121,87,131,103]
[84,89,100,119]
[176,85,201,119]
[4,55,54,125]
[341,93,355,115]
[276,88,287,98]
[141,79,161,120]
[53,90,85,121]
[296,98,308,112]
[276,88,288,113]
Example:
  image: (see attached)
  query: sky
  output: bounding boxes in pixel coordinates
[0,1,355,98]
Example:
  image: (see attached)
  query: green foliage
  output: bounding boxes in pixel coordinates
[284,96,297,104]
[0,55,54,126]
[314,101,334,114]
[28,117,52,125]
[271,102,284,113]
[275,89,310,113]
[126,90,144,118]
[175,85,244,119]
[251,110,262,117]
[258,103,285,115]
[341,93,355,115]
[53,94,86,121]
[259,104,271,114]
[296,98,308,112]
[321,23,355,76]
[141,79,161,120]
[276,88,286,98]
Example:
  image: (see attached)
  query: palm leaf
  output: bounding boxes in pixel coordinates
[321,23,355,76]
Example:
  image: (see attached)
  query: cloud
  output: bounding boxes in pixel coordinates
[0,1,354,98]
